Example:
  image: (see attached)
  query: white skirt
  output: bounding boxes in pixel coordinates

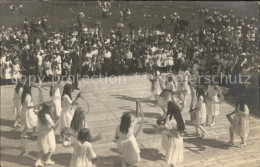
[206,97,219,116]
[117,135,140,166]
[37,128,56,154]
[166,60,174,66]
[60,107,74,130]
[194,104,207,125]
[165,135,183,165]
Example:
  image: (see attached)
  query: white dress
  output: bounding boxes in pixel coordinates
[230,104,249,138]
[162,115,183,166]
[178,70,190,92]
[206,85,221,116]
[43,61,53,76]
[166,56,174,66]
[115,118,140,166]
[13,87,23,118]
[21,94,38,129]
[149,74,161,96]
[70,138,97,167]
[51,88,62,119]
[37,114,56,154]
[194,96,206,125]
[3,61,12,79]
[166,81,176,100]
[60,95,74,130]
[12,64,21,80]
[52,56,62,75]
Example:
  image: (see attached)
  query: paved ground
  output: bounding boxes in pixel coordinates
[1,75,260,167]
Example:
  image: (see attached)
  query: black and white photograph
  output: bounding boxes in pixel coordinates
[0,1,259,167]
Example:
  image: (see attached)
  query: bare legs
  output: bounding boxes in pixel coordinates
[13,105,21,127]
[206,115,216,127]
[21,127,28,138]
[228,128,246,147]
[210,116,216,127]
[35,151,44,167]
[35,151,55,166]
[196,125,207,137]
[21,126,37,138]
[45,152,54,163]
[229,128,234,144]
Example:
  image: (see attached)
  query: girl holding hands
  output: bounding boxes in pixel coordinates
[157,101,185,167]
[115,99,144,167]
[227,95,249,147]
[35,103,59,167]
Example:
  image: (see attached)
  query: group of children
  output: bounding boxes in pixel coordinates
[12,81,98,167]
[146,67,250,166]
[11,67,250,167]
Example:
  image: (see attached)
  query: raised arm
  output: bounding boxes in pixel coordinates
[134,99,144,137]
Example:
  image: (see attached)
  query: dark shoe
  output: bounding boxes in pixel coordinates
[75,87,80,90]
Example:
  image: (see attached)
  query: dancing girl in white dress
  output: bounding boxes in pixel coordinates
[13,81,24,128]
[226,95,249,147]
[35,102,59,167]
[20,84,38,138]
[157,101,185,167]
[206,82,224,127]
[59,84,81,142]
[115,99,144,167]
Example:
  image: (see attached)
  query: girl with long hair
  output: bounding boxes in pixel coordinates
[70,107,88,133]
[206,81,224,127]
[190,87,207,137]
[20,84,38,138]
[61,128,97,167]
[157,101,185,167]
[49,83,62,121]
[148,69,163,101]
[35,102,59,167]
[13,80,24,128]
[60,107,89,146]
[61,106,102,148]
[226,95,249,147]
[177,64,191,108]
[115,99,144,167]
[59,84,81,142]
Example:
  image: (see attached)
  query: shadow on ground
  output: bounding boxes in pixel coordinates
[94,155,121,167]
[1,153,36,167]
[184,137,229,154]
[0,118,15,128]
[111,95,156,104]
[140,148,164,161]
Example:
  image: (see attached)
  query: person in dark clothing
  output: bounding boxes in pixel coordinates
[71,45,82,90]
[41,16,48,32]
[112,49,121,76]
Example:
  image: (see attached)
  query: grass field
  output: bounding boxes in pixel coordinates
[0,1,258,36]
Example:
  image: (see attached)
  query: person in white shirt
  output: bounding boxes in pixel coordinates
[12,57,21,81]
[103,47,112,75]
[37,50,45,79]
[177,64,191,108]
[125,48,133,74]
[52,50,62,81]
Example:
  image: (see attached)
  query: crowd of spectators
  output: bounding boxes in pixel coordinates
[0,2,259,93]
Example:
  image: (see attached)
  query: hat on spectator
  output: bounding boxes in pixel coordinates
[54,49,59,54]
[40,50,44,54]
[241,53,246,56]
[24,45,30,50]
[14,56,18,61]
